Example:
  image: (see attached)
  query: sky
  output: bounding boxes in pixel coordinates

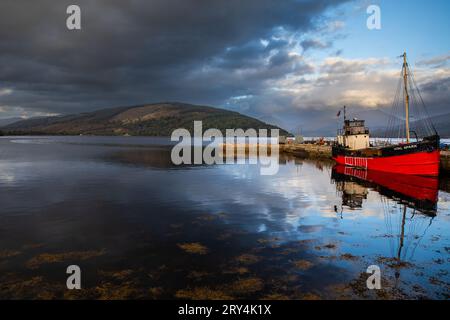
[0,0,449,135]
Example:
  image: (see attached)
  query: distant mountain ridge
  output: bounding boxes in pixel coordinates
[0,117,23,128]
[428,113,450,138]
[369,112,450,138]
[2,103,290,136]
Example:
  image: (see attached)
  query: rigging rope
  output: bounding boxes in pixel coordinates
[384,56,437,141]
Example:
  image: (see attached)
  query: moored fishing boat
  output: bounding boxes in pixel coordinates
[332,53,440,176]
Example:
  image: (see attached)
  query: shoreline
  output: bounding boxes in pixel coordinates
[220,142,450,173]
[2,135,449,173]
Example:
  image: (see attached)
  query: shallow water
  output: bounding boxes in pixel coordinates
[0,136,448,299]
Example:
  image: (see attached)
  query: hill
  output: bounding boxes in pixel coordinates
[0,117,23,128]
[2,103,290,136]
[370,112,450,138]
[429,113,450,138]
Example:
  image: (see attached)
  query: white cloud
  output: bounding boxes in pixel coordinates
[0,105,60,119]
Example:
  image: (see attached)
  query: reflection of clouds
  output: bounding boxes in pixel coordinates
[163,160,341,235]
[257,224,267,233]
[1,139,449,252]
[0,162,34,186]
[0,169,15,184]
[9,139,55,145]
[103,156,414,238]
[437,192,450,222]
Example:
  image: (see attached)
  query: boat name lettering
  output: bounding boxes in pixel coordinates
[394,144,417,151]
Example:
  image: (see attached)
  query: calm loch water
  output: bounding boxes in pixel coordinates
[0,136,448,299]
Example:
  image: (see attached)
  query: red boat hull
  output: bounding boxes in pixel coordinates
[333,150,440,176]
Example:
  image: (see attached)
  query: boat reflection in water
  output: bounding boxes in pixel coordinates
[331,165,439,281]
[332,165,438,215]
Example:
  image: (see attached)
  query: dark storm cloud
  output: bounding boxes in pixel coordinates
[417,54,450,68]
[419,76,450,116]
[421,76,450,94]
[300,38,331,51]
[0,0,348,120]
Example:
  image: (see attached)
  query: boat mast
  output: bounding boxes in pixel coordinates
[403,52,410,143]
[397,205,406,261]
[343,105,347,146]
